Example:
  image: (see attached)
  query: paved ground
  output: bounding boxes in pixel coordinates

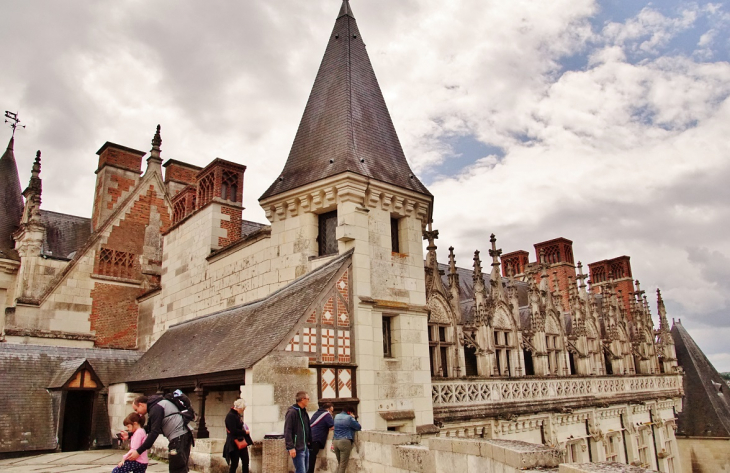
[0,450,202,472]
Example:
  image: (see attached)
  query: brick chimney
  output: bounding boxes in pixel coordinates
[533,237,576,311]
[91,142,145,231]
[501,250,529,277]
[588,256,633,317]
[163,159,202,197]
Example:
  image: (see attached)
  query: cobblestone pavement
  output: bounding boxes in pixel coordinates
[0,450,202,472]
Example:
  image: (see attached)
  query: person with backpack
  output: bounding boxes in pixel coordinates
[307,402,334,473]
[283,391,311,473]
[223,398,253,473]
[127,394,194,473]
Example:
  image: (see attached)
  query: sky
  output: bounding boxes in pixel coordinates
[1,1,729,369]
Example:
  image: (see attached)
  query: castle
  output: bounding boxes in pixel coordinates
[1,2,727,472]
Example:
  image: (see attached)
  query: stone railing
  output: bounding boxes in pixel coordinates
[432,374,683,408]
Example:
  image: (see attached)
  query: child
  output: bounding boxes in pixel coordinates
[113,412,149,473]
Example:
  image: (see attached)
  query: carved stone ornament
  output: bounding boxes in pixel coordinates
[427,295,452,325]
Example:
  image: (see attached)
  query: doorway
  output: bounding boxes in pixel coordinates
[464,346,478,376]
[61,390,95,451]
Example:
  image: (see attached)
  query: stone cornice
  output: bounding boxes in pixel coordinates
[0,258,20,274]
[260,172,432,224]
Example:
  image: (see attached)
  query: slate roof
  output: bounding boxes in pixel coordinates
[672,321,730,437]
[241,219,266,238]
[39,210,92,260]
[437,262,529,325]
[123,249,353,383]
[260,0,430,200]
[0,344,141,453]
[0,136,24,260]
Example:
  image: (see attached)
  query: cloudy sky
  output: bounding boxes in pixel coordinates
[2,1,729,369]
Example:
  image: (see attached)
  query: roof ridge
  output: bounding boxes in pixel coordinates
[39,209,91,220]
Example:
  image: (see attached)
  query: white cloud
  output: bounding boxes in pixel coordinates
[1,0,729,370]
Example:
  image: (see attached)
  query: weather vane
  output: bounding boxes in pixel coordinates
[4,111,26,137]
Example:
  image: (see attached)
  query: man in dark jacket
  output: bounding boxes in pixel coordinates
[283,391,311,473]
[127,395,193,473]
[308,402,334,473]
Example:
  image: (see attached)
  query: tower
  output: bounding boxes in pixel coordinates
[259,0,434,431]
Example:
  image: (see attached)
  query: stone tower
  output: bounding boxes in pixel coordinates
[259,0,435,431]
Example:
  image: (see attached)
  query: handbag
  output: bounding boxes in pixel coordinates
[227,428,248,449]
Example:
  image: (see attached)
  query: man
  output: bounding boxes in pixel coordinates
[333,406,361,473]
[283,391,311,473]
[308,402,334,473]
[126,395,193,473]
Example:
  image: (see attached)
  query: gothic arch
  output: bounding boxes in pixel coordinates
[493,305,514,331]
[428,293,455,326]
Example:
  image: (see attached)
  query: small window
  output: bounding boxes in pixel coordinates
[318,211,338,256]
[438,326,446,342]
[383,316,393,358]
[390,217,400,253]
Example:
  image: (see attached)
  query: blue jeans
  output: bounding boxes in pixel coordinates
[292,448,309,473]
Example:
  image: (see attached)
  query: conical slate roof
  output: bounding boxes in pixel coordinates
[672,321,730,437]
[0,137,24,260]
[261,0,431,200]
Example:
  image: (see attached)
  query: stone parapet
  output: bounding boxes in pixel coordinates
[433,374,683,421]
[559,462,657,472]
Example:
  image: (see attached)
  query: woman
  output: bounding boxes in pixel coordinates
[223,398,253,473]
[333,405,361,473]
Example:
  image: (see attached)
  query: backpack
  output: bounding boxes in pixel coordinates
[163,390,196,424]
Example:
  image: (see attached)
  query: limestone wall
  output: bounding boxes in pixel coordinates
[152,202,287,343]
[677,437,730,473]
[240,352,315,442]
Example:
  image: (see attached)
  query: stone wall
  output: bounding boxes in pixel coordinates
[677,437,730,473]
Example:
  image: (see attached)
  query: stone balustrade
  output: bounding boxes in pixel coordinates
[432,374,683,420]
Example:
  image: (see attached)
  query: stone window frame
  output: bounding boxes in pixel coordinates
[565,439,586,463]
[383,315,394,358]
[493,329,515,377]
[428,323,456,378]
[637,427,652,468]
[317,210,338,256]
[603,432,621,463]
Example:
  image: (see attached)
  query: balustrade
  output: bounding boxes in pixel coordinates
[432,374,682,407]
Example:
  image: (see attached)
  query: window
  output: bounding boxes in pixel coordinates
[566,441,583,463]
[390,217,400,253]
[604,434,619,462]
[494,330,512,376]
[637,428,650,467]
[383,316,393,358]
[318,211,338,256]
[547,334,560,375]
[429,325,455,377]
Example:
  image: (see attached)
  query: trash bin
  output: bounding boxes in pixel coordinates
[262,433,287,473]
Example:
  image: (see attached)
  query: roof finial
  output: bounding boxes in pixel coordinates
[338,0,355,19]
[4,111,25,138]
[488,233,502,268]
[31,150,41,178]
[150,124,162,160]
